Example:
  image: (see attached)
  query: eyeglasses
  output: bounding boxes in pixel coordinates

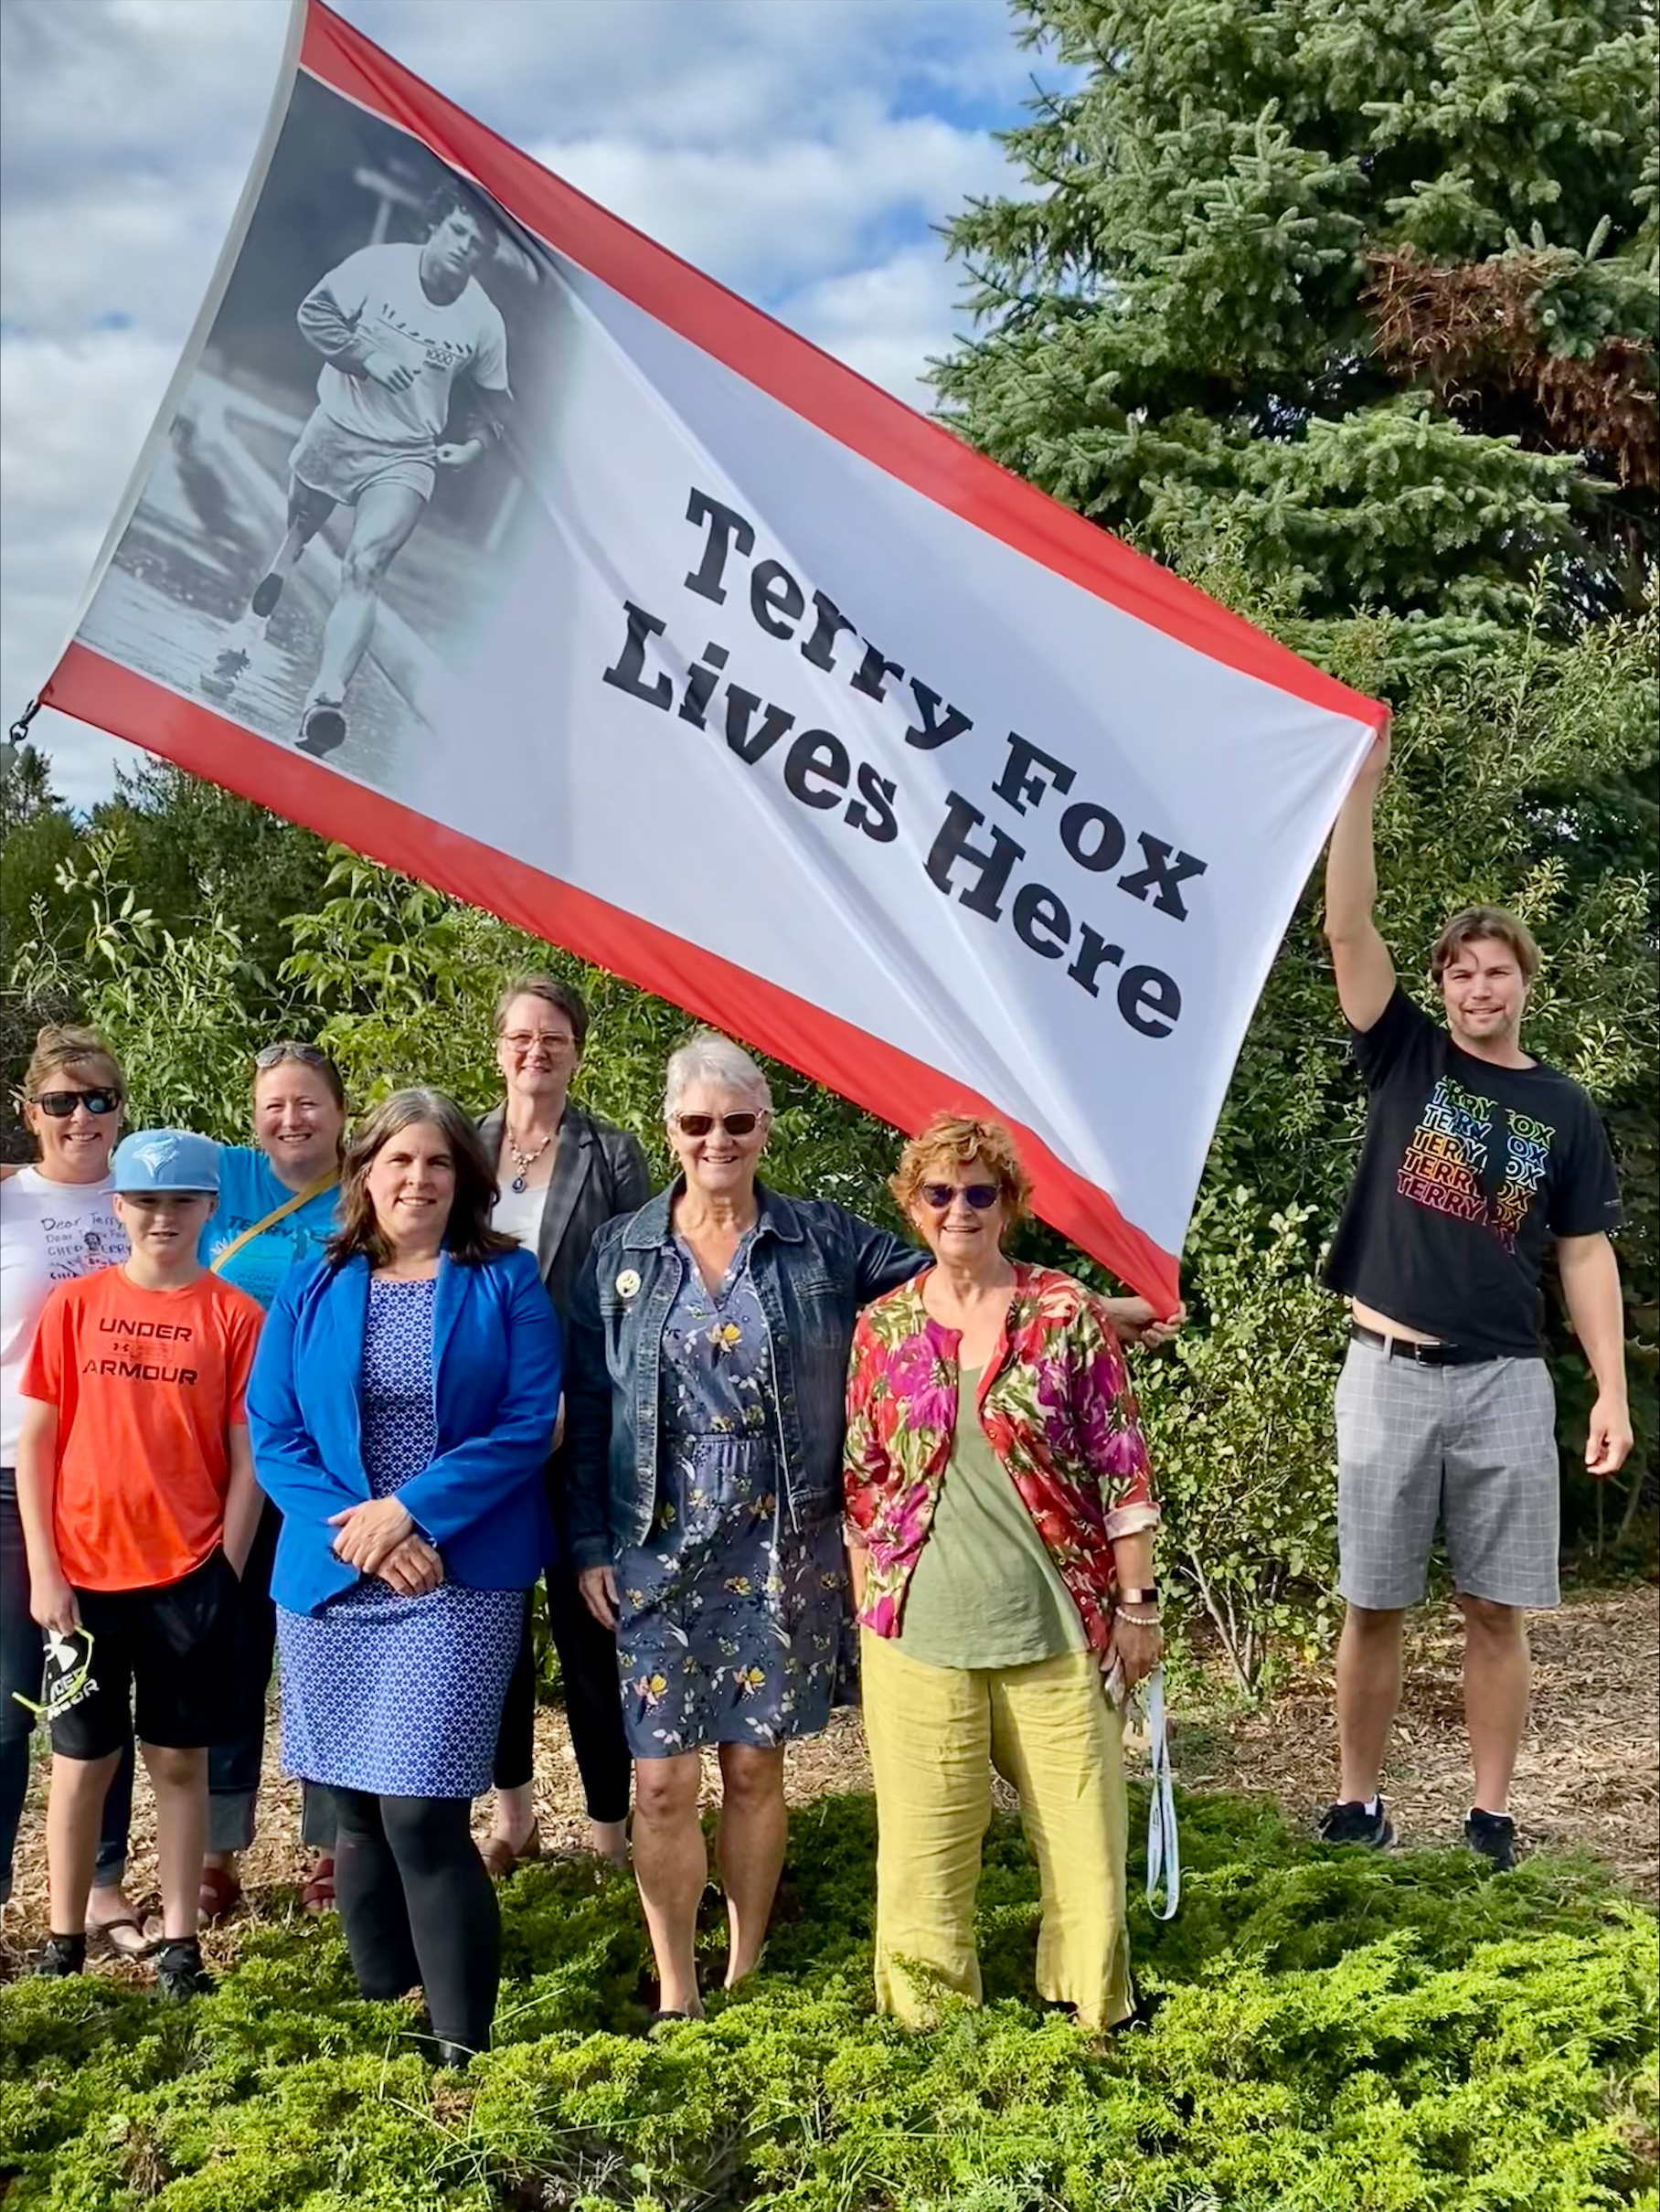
[255,1042,335,1072]
[674,1111,767,1138]
[501,1030,576,1051]
[920,1182,1001,1211]
[33,1089,122,1118]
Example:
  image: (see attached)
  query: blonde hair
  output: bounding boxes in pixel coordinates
[20,1023,124,1105]
[890,1112,1032,1226]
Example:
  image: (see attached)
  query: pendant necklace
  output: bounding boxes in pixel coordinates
[506,1130,554,1194]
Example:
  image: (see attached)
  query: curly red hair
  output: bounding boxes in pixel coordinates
[890,1112,1032,1226]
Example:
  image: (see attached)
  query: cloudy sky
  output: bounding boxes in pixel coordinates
[0,0,1055,809]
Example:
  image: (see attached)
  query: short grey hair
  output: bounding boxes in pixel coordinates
[664,1030,772,1120]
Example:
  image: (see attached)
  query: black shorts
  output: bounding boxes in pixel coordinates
[51,1551,239,1760]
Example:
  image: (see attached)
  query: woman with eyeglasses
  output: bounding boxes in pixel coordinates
[565,1031,925,2019]
[474,975,650,1877]
[0,1026,146,1951]
[196,1040,349,1923]
[844,1113,1173,2033]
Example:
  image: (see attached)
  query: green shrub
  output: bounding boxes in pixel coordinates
[3,1793,1653,2210]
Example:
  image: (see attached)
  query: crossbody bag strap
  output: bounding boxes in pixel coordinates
[1143,1664,1180,1920]
[209,1172,338,1275]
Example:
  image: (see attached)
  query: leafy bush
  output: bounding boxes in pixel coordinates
[2,1793,1654,2210]
[1134,1192,1346,1692]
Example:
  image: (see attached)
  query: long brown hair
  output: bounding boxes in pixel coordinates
[326,1088,516,1270]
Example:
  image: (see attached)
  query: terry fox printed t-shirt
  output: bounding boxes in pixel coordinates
[1324,986,1622,1356]
[313,243,509,448]
[0,1170,129,1463]
[198,1144,340,1311]
[20,1267,263,1591]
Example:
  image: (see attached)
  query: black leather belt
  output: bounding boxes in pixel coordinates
[1348,1322,1500,1367]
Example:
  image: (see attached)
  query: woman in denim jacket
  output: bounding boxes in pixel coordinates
[566,1032,921,2018]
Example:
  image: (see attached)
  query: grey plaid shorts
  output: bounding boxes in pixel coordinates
[1335,1337,1559,1610]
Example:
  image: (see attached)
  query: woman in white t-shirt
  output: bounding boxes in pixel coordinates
[0,1026,148,1950]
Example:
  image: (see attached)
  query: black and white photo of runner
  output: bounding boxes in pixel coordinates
[205,184,511,758]
[76,70,575,791]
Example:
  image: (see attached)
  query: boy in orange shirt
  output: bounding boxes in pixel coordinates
[15,1129,263,1998]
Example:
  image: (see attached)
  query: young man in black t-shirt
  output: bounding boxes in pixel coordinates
[1319,732,1630,1869]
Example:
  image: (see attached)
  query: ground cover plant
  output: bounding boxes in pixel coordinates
[2,1790,1654,2211]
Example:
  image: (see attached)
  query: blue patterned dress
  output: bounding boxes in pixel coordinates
[613,1233,846,1757]
[276,1277,525,1798]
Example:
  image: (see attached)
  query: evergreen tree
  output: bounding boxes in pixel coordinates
[933,0,1657,619]
[935,0,1659,1526]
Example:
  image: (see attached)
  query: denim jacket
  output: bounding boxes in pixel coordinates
[566,1181,922,1569]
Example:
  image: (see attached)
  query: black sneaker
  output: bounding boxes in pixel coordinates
[1463,1808,1517,1873]
[153,1936,213,2003]
[297,699,347,757]
[1318,1797,1396,1848]
[37,1932,86,1979]
[250,573,285,619]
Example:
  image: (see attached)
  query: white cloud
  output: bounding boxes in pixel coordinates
[535,108,1009,299]
[0,0,1055,807]
[780,245,966,406]
[0,330,188,808]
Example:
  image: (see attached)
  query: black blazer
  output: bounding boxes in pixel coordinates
[476,1099,653,1324]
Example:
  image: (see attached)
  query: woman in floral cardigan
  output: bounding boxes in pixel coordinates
[844,1112,1173,2031]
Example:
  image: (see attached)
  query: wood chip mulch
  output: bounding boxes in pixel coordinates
[4,1583,1654,1977]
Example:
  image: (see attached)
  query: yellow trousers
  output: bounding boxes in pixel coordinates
[860,1630,1133,2029]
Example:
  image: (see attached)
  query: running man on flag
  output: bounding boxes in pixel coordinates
[205,186,510,757]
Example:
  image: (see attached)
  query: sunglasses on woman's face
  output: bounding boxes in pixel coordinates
[920,1182,1001,1211]
[675,1111,765,1138]
[34,1089,122,1119]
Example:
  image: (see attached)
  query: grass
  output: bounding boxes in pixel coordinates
[1,1791,1655,2210]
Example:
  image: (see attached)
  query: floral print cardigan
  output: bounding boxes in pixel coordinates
[843,1263,1159,1656]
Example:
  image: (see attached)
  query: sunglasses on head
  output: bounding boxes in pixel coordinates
[34,1089,122,1118]
[255,1041,335,1072]
[920,1181,1001,1211]
[675,1111,765,1138]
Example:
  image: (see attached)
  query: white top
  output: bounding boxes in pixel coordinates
[314,243,509,446]
[0,1168,130,1462]
[491,1179,545,1252]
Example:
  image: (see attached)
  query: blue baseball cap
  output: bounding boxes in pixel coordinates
[111,1129,220,1196]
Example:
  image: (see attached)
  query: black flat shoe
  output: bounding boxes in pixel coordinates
[153,1936,213,2003]
[37,1932,86,1979]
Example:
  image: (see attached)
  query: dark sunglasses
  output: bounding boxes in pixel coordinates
[920,1181,1001,1211]
[255,1041,335,1072]
[34,1089,122,1118]
[675,1111,765,1138]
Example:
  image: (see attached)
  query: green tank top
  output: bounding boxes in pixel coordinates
[896,1366,1086,1670]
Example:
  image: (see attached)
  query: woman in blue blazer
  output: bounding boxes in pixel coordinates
[249,1088,559,2065]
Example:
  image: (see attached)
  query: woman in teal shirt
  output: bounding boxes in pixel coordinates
[197,1041,346,1919]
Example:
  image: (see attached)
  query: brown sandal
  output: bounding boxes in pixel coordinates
[197,1865,242,1926]
[300,1856,336,1915]
[479,1824,540,1878]
[89,1909,156,1960]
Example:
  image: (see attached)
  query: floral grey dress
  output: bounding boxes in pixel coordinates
[612,1231,845,1757]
